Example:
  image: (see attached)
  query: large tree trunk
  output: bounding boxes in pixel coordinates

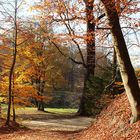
[101,0,140,123]
[78,0,96,116]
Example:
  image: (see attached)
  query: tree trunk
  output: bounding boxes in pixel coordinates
[38,100,44,111]
[12,94,16,122]
[12,74,16,122]
[6,0,18,125]
[37,80,45,111]
[78,74,91,116]
[0,104,1,119]
[78,0,96,116]
[101,0,140,123]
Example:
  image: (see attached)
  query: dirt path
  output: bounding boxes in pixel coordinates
[0,110,94,140]
[21,113,93,131]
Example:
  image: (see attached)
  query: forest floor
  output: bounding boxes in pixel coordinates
[77,93,140,140]
[1,93,140,140]
[0,108,94,140]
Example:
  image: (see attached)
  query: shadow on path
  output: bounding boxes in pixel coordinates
[17,111,94,131]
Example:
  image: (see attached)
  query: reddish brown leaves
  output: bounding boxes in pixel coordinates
[78,94,140,140]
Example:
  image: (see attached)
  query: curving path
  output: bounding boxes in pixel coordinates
[19,111,94,131]
[0,109,94,140]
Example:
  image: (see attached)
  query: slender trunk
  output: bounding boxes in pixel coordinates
[0,104,1,119]
[6,63,14,125]
[12,74,16,122]
[101,0,140,123]
[36,79,41,110]
[12,93,16,122]
[37,79,45,111]
[6,0,18,125]
[78,0,96,116]
[40,81,45,111]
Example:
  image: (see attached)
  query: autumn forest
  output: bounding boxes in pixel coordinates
[0,0,140,139]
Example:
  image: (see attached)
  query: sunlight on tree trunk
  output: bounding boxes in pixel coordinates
[101,0,140,124]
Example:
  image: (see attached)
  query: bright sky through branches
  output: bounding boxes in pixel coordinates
[0,0,140,67]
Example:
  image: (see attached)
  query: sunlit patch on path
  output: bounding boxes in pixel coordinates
[22,115,93,131]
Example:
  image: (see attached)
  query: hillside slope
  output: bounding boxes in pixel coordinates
[78,94,140,140]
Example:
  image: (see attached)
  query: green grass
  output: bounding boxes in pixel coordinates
[45,108,78,114]
[15,107,78,115]
[1,105,78,115]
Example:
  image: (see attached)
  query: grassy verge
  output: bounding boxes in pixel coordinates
[46,108,78,114]
[1,105,78,115]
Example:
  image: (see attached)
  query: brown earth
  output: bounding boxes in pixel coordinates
[0,111,93,140]
[78,94,140,140]
[1,93,140,140]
